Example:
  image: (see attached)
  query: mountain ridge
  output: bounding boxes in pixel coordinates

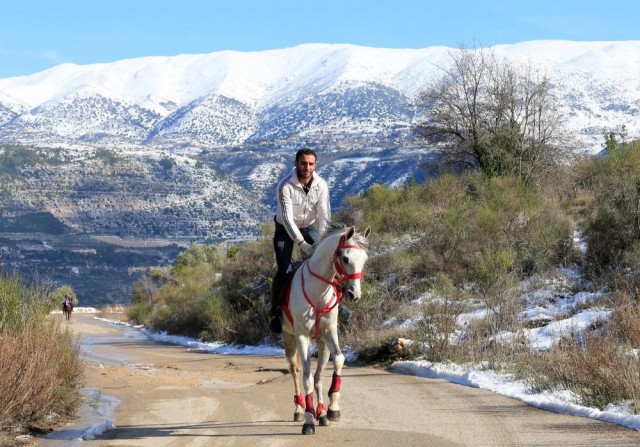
[1,40,639,151]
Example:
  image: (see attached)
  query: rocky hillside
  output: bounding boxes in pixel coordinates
[0,145,268,241]
[0,144,273,305]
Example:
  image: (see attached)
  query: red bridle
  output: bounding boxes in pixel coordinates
[332,233,366,282]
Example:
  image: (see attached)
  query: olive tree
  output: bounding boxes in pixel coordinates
[415,46,572,183]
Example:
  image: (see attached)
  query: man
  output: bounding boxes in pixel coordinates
[62,293,73,310]
[269,147,331,334]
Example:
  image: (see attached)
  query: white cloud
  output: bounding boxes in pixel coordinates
[42,50,60,61]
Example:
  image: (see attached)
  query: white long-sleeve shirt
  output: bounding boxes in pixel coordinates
[275,168,331,244]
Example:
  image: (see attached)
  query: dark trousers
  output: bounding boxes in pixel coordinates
[271,220,319,316]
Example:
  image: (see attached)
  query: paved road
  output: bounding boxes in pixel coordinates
[39,313,640,446]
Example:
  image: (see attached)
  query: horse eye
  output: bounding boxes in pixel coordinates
[342,256,349,264]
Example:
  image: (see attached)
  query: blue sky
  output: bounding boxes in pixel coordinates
[0,0,637,78]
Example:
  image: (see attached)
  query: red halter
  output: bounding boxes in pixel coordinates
[296,233,366,339]
[332,234,366,282]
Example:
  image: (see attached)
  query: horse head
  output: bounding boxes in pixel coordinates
[334,226,370,303]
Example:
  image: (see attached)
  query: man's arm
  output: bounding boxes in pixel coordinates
[279,183,305,244]
[316,180,331,237]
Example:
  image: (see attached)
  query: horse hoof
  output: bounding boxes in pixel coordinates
[293,412,304,422]
[319,415,330,426]
[302,423,315,435]
[327,409,340,422]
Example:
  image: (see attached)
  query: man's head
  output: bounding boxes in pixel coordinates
[295,147,317,185]
[295,147,317,163]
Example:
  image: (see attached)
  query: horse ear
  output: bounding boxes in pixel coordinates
[347,227,355,240]
[363,226,371,239]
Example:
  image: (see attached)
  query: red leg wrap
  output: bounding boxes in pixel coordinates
[294,394,305,409]
[305,393,315,418]
[316,403,327,420]
[329,373,342,395]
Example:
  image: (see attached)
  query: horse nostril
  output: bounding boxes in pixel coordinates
[347,289,355,300]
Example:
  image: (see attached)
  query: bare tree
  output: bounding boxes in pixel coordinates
[415,45,571,183]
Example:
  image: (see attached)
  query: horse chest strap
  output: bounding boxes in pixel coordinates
[301,260,342,339]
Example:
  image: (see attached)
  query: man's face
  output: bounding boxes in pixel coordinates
[296,154,316,183]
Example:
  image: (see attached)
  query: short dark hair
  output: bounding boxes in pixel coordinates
[295,147,317,163]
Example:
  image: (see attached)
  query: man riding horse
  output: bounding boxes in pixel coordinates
[270,147,350,333]
[62,293,73,319]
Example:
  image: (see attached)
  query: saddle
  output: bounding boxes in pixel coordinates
[277,261,303,307]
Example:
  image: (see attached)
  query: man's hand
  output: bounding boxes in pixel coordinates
[299,241,315,258]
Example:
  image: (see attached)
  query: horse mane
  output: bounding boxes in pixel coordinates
[322,222,369,248]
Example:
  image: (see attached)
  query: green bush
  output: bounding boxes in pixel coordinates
[198,290,230,341]
[342,172,573,282]
[174,243,225,271]
[127,224,275,344]
[577,139,640,272]
[415,274,467,362]
[126,300,155,325]
[0,275,49,333]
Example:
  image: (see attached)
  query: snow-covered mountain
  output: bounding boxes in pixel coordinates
[2,41,639,305]
[1,41,639,150]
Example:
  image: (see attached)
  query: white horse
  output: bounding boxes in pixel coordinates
[281,223,370,435]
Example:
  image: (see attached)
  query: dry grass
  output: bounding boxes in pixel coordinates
[0,321,82,439]
[608,288,640,347]
[517,334,640,410]
[339,275,421,364]
[0,277,83,443]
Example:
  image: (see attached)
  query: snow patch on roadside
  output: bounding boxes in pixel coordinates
[391,357,640,431]
[94,316,284,356]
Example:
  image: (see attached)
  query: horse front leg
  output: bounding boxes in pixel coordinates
[314,339,331,427]
[324,329,345,422]
[296,333,315,435]
[283,332,304,422]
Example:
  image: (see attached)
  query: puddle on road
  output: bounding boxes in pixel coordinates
[79,322,150,365]
[38,387,119,446]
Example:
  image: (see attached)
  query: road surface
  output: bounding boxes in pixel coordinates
[39,313,640,446]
